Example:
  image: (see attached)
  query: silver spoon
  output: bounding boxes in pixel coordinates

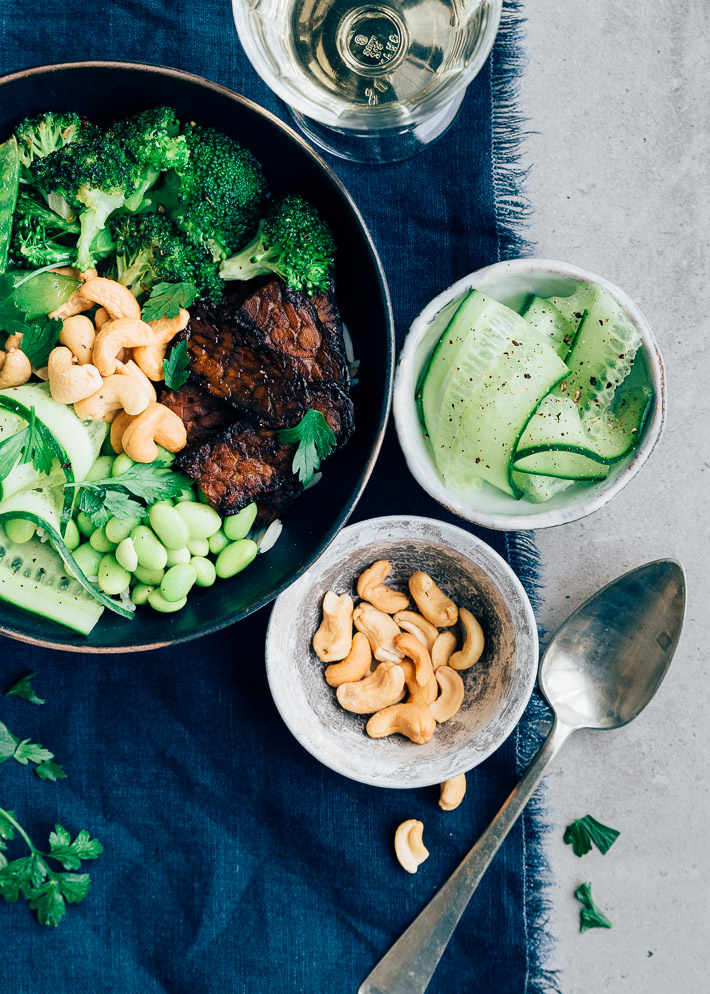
[359,559,686,994]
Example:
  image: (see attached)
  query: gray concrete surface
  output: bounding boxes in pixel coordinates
[520,1,709,990]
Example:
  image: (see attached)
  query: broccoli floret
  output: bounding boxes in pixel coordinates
[31,137,141,271]
[10,192,79,268]
[108,106,190,212]
[219,195,336,295]
[13,112,84,170]
[111,212,222,302]
[157,123,268,261]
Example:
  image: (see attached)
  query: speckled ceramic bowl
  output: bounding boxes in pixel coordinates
[265,516,538,788]
[393,258,666,530]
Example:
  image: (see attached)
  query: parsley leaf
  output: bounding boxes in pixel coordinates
[35,760,67,782]
[564,815,620,857]
[0,721,18,764]
[5,672,45,706]
[48,826,103,869]
[277,409,336,485]
[141,281,196,322]
[27,878,66,926]
[69,460,191,529]
[18,317,62,368]
[0,407,56,484]
[575,882,613,933]
[0,719,57,770]
[77,487,148,530]
[163,338,190,390]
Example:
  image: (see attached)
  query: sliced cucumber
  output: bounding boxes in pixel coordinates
[548,282,598,328]
[582,384,654,462]
[512,472,573,503]
[514,394,610,478]
[519,295,578,360]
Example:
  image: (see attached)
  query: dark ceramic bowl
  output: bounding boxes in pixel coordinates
[0,61,393,652]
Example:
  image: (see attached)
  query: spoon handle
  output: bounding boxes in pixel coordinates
[358,718,573,994]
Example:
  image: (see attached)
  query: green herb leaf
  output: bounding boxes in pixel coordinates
[0,407,56,484]
[13,738,54,766]
[5,672,45,706]
[575,882,613,933]
[27,879,66,926]
[277,409,336,485]
[141,281,196,322]
[34,760,67,782]
[18,317,62,367]
[0,721,19,764]
[163,338,190,390]
[564,815,620,857]
[0,809,16,844]
[71,461,189,529]
[48,826,103,870]
[55,871,90,904]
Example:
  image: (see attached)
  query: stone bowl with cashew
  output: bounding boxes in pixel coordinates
[265,515,538,789]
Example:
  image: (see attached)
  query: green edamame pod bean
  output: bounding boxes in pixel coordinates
[165,547,191,567]
[131,525,168,571]
[149,503,190,550]
[4,518,36,544]
[148,590,187,613]
[76,511,96,537]
[187,537,209,557]
[72,543,103,579]
[175,501,221,540]
[155,446,176,466]
[85,455,114,481]
[160,564,197,603]
[90,526,118,554]
[115,537,138,573]
[133,564,165,585]
[191,556,216,588]
[98,554,131,596]
[215,539,258,579]
[63,518,81,551]
[105,515,141,545]
[131,583,154,605]
[208,528,229,555]
[174,487,195,504]
[112,453,135,477]
[223,503,258,542]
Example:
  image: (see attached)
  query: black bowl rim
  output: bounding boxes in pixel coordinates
[0,59,394,653]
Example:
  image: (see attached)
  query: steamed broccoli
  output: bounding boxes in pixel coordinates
[219,195,336,295]
[13,111,85,171]
[111,212,222,302]
[107,106,190,212]
[10,192,79,267]
[155,123,268,261]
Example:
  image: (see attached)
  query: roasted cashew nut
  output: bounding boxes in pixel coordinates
[133,309,190,381]
[439,774,466,811]
[115,359,157,403]
[353,602,404,664]
[449,607,485,670]
[324,631,372,687]
[429,666,465,723]
[431,630,458,670]
[365,703,436,744]
[47,347,103,404]
[0,348,32,388]
[409,572,459,628]
[356,560,410,614]
[50,266,82,279]
[59,314,95,365]
[399,659,438,707]
[73,374,152,422]
[313,591,354,662]
[394,820,429,874]
[94,306,110,330]
[121,403,187,463]
[336,662,406,714]
[393,610,439,652]
[80,277,141,320]
[109,410,135,454]
[93,318,155,376]
[394,631,434,688]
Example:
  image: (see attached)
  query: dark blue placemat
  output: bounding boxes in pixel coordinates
[0,2,557,992]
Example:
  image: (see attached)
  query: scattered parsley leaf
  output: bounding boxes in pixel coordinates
[55,871,91,903]
[141,281,196,322]
[163,338,190,390]
[0,719,56,769]
[19,317,62,368]
[0,809,16,844]
[5,672,45,706]
[27,878,66,926]
[575,882,613,933]
[564,815,620,857]
[0,721,18,764]
[0,407,55,483]
[48,826,103,869]
[77,487,147,530]
[34,760,67,782]
[69,460,191,529]
[277,409,336,485]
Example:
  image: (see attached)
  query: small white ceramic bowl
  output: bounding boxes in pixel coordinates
[265,516,538,789]
[393,259,666,530]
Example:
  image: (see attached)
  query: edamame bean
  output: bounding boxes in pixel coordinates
[112,453,134,477]
[98,554,131,595]
[131,525,168,571]
[105,515,141,545]
[76,511,96,537]
[223,503,258,542]
[155,445,175,466]
[89,526,118,553]
[174,501,221,540]
[187,537,209,557]
[148,590,187,613]
[160,564,196,602]
[72,543,103,578]
[131,583,154,605]
[208,528,229,555]
[63,518,81,551]
[4,518,36,544]
[174,487,195,504]
[165,547,191,567]
[191,556,216,588]
[149,503,190,550]
[133,564,165,585]
[85,455,114,482]
[215,539,258,579]
[115,537,138,572]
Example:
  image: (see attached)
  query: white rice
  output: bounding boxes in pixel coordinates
[256,519,282,554]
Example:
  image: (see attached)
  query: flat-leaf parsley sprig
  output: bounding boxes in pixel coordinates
[5,672,45,706]
[141,280,196,322]
[0,719,65,781]
[564,815,620,857]
[163,338,190,390]
[574,882,613,933]
[67,459,193,529]
[278,409,336,486]
[0,406,56,484]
